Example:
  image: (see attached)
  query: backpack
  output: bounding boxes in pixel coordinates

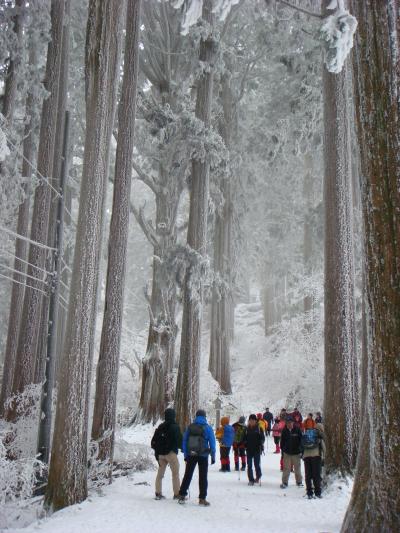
[234,424,246,444]
[187,423,207,456]
[151,422,170,456]
[301,428,319,450]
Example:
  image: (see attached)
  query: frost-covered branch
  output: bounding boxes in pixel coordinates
[320,3,357,73]
[130,202,160,249]
[274,0,323,19]
[132,160,160,195]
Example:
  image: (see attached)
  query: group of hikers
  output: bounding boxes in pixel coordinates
[151,406,325,506]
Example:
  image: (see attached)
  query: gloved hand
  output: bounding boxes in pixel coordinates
[211,456,216,465]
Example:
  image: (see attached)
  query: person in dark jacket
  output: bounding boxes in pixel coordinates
[243,414,265,485]
[280,416,303,488]
[263,408,274,436]
[315,412,323,424]
[154,408,183,500]
[178,409,216,506]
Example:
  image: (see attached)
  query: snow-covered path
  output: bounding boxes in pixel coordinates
[7,428,352,533]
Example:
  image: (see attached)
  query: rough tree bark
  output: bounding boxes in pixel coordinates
[0,44,37,416]
[209,71,234,394]
[174,0,217,428]
[6,0,66,422]
[91,0,141,474]
[341,2,400,531]
[322,0,359,476]
[45,0,125,511]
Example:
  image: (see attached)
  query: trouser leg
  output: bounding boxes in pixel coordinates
[304,458,313,495]
[254,453,262,480]
[166,452,180,496]
[247,453,254,481]
[233,445,239,468]
[198,456,209,500]
[155,455,168,494]
[179,457,197,497]
[312,456,322,496]
[220,446,230,470]
[293,454,302,484]
[240,446,246,466]
[282,453,292,485]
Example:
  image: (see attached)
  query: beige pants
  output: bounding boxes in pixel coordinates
[155,451,180,496]
[282,453,302,485]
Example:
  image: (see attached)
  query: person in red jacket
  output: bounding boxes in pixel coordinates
[290,407,303,430]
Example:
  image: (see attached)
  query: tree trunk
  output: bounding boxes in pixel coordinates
[138,166,179,422]
[91,0,141,474]
[322,0,359,476]
[209,71,234,395]
[341,2,400,530]
[45,0,125,511]
[6,0,66,422]
[303,152,313,320]
[174,0,216,429]
[0,47,37,416]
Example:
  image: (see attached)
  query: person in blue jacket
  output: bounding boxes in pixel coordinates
[178,409,216,506]
[216,416,235,472]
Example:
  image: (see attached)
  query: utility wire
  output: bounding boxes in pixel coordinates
[0,225,57,252]
[0,262,48,285]
[0,271,48,297]
[0,247,52,276]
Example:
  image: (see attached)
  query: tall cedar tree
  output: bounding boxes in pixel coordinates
[91,0,141,474]
[45,0,125,510]
[322,0,359,476]
[341,1,400,530]
[174,0,217,428]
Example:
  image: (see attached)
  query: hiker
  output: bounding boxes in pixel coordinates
[302,413,316,431]
[232,416,247,471]
[178,409,216,506]
[302,422,326,499]
[272,416,286,453]
[290,406,303,430]
[315,412,323,424]
[215,416,235,472]
[256,413,267,434]
[280,416,303,489]
[279,408,288,421]
[263,408,274,436]
[243,414,265,486]
[151,408,182,500]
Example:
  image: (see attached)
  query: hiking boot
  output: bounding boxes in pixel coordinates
[315,494,322,499]
[235,465,239,471]
[155,493,165,500]
[173,495,180,500]
[280,483,288,489]
[241,465,246,471]
[297,482,304,487]
[177,496,186,504]
[199,499,210,506]
[307,494,314,500]
[248,480,255,486]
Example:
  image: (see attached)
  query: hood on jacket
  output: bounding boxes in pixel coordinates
[221,416,230,426]
[164,408,176,423]
[193,415,208,425]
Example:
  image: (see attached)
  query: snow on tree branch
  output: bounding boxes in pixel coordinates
[0,125,11,162]
[171,0,239,35]
[320,2,357,74]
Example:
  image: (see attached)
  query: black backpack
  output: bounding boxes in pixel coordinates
[186,423,207,456]
[151,422,170,456]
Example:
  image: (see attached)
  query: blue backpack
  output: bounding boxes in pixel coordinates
[301,429,319,450]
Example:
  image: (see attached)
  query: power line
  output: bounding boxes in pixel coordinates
[4,133,61,199]
[0,262,48,285]
[0,247,52,276]
[0,225,56,252]
[0,271,48,297]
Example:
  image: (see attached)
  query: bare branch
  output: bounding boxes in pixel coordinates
[273,0,323,19]
[130,201,160,249]
[132,161,160,195]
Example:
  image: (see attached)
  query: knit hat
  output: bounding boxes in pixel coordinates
[196,409,206,418]
[239,416,246,424]
[257,413,262,419]
[221,416,230,426]
[249,414,257,421]
[164,408,176,422]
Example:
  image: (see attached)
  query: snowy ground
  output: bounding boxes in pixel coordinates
[5,425,352,533]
